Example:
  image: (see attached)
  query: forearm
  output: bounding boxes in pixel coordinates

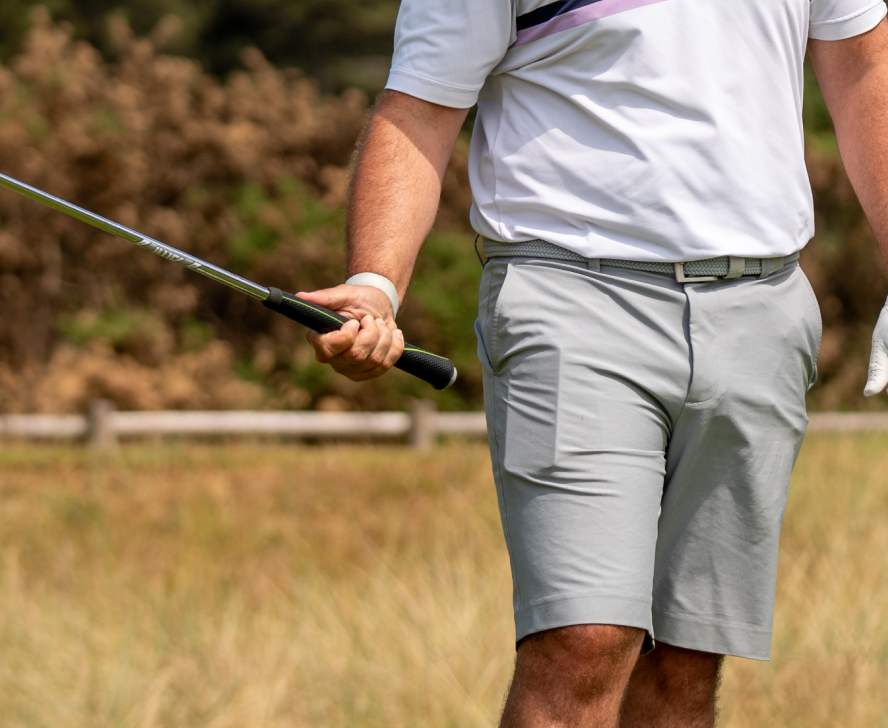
[810,22,888,268]
[346,90,469,300]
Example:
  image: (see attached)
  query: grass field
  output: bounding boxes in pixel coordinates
[0,435,886,727]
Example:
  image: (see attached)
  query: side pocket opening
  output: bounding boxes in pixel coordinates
[477,259,514,374]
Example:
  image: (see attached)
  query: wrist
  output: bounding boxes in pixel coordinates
[345,272,400,318]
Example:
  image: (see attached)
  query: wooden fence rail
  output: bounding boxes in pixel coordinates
[0,401,886,449]
[0,400,488,449]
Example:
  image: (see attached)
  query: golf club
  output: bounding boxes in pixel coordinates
[0,172,457,390]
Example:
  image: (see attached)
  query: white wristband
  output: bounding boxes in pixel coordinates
[345,272,400,319]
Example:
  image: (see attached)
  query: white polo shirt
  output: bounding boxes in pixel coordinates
[386,0,886,262]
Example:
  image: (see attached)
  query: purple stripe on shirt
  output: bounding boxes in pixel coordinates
[512,0,669,47]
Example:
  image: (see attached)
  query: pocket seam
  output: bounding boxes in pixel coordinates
[489,261,515,372]
[798,268,823,358]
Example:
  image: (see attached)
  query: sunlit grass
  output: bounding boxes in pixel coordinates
[0,436,886,726]
[720,434,888,727]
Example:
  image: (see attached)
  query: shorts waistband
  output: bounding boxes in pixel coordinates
[481,238,801,282]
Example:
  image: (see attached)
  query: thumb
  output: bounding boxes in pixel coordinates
[297,285,360,313]
[298,284,391,321]
[864,338,888,397]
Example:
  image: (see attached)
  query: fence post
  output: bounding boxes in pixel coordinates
[410,399,437,450]
[87,399,117,450]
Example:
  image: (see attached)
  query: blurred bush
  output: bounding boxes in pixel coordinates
[0,0,400,92]
[802,62,888,411]
[0,11,884,414]
[0,11,478,413]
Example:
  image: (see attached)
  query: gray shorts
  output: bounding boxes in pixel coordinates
[475,256,821,660]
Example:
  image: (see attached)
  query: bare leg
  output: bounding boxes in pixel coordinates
[619,643,723,728]
[499,625,644,728]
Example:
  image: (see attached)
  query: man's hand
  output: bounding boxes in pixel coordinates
[865,297,888,396]
[299,284,404,382]
[300,90,468,383]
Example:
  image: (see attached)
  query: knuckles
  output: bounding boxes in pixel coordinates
[344,348,370,365]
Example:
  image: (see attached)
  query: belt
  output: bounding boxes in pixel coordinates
[481,239,801,283]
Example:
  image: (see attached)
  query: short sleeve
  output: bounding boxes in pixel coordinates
[809,0,887,40]
[385,0,514,108]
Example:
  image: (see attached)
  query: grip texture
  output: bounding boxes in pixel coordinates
[263,288,457,390]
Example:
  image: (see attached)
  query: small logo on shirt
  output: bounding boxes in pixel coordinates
[514,0,670,47]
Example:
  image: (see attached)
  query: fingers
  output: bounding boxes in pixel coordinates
[307,316,404,381]
[345,322,405,381]
[346,316,391,372]
[864,339,888,396]
[306,318,361,361]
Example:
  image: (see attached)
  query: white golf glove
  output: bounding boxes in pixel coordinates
[864,296,888,396]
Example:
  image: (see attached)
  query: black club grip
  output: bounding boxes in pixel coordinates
[262,287,458,391]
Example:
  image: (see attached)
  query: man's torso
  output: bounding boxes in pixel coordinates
[387,0,886,260]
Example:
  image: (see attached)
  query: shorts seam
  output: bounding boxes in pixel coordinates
[684,286,722,406]
[490,261,513,369]
[485,268,521,610]
[564,447,664,455]
[653,608,771,634]
[527,591,651,609]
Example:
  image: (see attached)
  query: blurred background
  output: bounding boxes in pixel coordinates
[0,1,884,417]
[1,5,888,727]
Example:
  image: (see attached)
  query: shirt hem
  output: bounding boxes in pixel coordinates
[809,2,886,41]
[385,70,479,108]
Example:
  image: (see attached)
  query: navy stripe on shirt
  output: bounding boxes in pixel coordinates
[516,0,606,31]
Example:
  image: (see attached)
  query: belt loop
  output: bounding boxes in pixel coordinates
[760,256,784,279]
[725,257,745,279]
[474,235,488,268]
[586,258,601,272]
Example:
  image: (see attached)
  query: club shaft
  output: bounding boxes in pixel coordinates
[0,172,269,300]
[0,171,459,390]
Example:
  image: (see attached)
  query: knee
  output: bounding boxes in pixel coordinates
[516,624,644,695]
[619,644,723,725]
[631,642,723,698]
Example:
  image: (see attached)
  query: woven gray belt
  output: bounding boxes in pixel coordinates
[482,238,801,282]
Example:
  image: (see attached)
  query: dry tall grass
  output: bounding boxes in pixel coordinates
[0,436,886,726]
[720,434,888,726]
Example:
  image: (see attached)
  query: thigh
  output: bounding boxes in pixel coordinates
[476,258,691,643]
[652,265,822,660]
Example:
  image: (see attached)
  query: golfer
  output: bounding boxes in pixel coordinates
[301,0,888,724]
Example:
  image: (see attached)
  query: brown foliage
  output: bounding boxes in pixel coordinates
[0,12,482,414]
[0,11,885,413]
[0,12,366,413]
